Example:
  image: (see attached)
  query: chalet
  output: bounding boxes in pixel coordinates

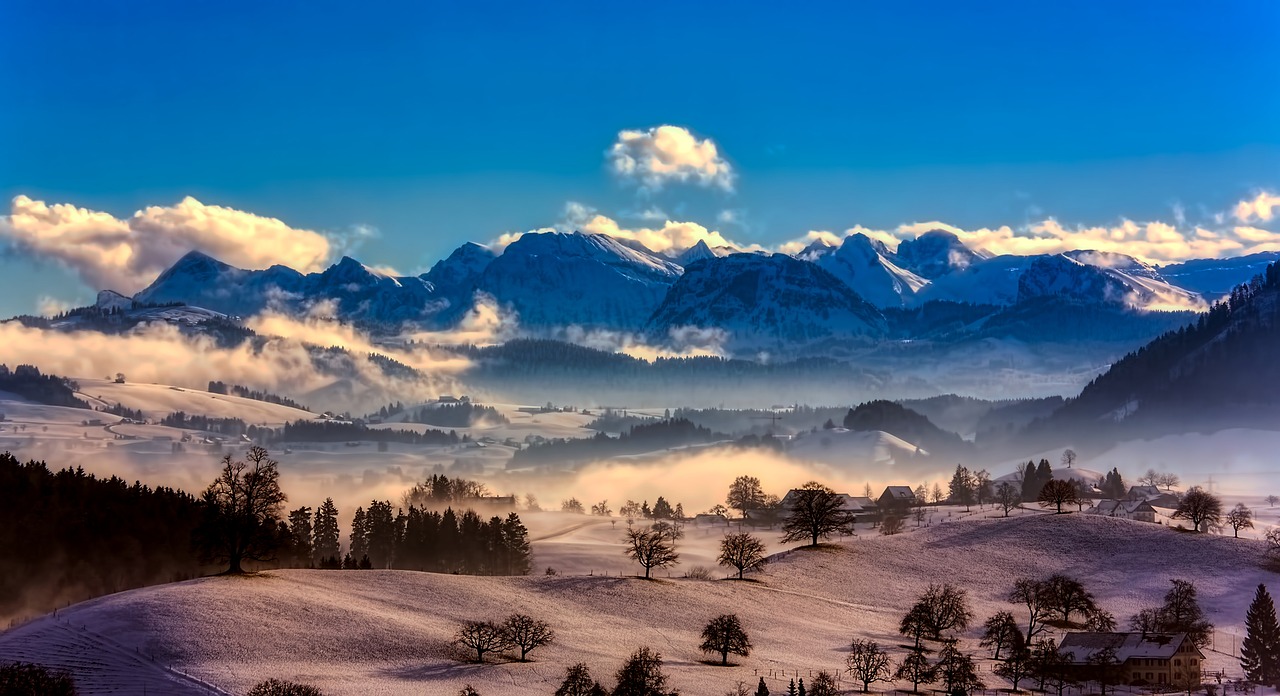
[1058,632,1203,687]
[776,489,875,523]
[1088,499,1157,523]
[463,495,517,509]
[877,486,916,510]
[693,513,729,525]
[1126,485,1162,501]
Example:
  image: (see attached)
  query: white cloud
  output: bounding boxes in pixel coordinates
[562,202,738,255]
[608,125,734,192]
[2,195,338,294]
[1234,191,1280,223]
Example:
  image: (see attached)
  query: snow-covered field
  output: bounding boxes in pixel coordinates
[1,514,1273,696]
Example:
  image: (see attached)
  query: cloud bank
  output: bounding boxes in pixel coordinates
[2,196,337,295]
[609,125,734,192]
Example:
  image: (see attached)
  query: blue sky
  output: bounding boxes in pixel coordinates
[1,0,1278,314]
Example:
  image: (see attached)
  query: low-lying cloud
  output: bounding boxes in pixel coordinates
[1,195,340,295]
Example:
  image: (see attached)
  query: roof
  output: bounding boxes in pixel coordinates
[1058,633,1198,663]
[781,489,865,512]
[1089,499,1155,516]
[1127,485,1162,500]
[880,486,916,500]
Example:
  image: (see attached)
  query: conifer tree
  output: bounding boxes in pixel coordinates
[1241,584,1280,687]
[287,506,313,567]
[349,506,368,559]
[756,677,770,696]
[312,498,340,565]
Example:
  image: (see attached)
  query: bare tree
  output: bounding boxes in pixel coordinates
[1267,527,1280,556]
[561,498,585,514]
[911,583,974,640]
[994,633,1032,691]
[196,446,287,574]
[1266,494,1280,508]
[590,500,612,517]
[780,482,853,547]
[555,663,607,696]
[700,614,752,665]
[880,511,905,536]
[1172,487,1223,532]
[455,620,513,663]
[623,526,679,578]
[503,614,554,661]
[1009,578,1050,638]
[980,611,1021,660]
[726,475,766,518]
[845,639,892,692]
[1037,479,1079,514]
[809,671,839,696]
[613,647,675,696]
[930,482,944,504]
[1156,472,1181,490]
[996,482,1021,517]
[1060,449,1077,468]
[718,532,768,580]
[1226,503,1254,538]
[895,648,938,693]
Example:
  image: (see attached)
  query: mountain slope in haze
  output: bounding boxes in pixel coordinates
[421,242,498,324]
[477,231,682,329]
[1158,251,1280,297]
[646,253,887,349]
[842,399,972,460]
[134,250,441,326]
[1039,261,1280,439]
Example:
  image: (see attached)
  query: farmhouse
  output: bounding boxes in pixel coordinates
[775,489,876,523]
[1058,632,1203,687]
[877,485,916,510]
[1087,499,1157,523]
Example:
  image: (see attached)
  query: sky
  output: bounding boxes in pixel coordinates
[1,0,1278,315]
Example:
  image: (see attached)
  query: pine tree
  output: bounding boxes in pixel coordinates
[1241,584,1280,687]
[756,677,770,696]
[797,678,806,696]
[287,506,313,567]
[312,498,340,565]
[349,506,368,559]
[788,679,797,696]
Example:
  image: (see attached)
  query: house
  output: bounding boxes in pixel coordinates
[776,489,874,523]
[877,486,916,511]
[1058,632,1203,687]
[1088,499,1157,523]
[693,513,728,525]
[1126,485,1162,501]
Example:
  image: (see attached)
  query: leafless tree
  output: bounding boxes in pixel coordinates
[1037,479,1079,514]
[197,446,287,574]
[997,482,1021,517]
[881,511,905,535]
[846,639,892,692]
[1265,494,1280,508]
[1172,487,1223,532]
[780,482,853,546]
[895,648,938,693]
[561,498,585,514]
[1009,578,1050,638]
[623,526,679,578]
[717,532,768,579]
[700,614,752,665]
[1060,449,1077,468]
[726,475,766,518]
[503,613,554,661]
[455,620,513,663]
[1226,503,1254,538]
[590,500,612,516]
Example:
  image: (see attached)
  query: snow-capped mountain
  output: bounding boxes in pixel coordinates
[673,239,739,266]
[813,233,928,307]
[133,250,441,325]
[422,242,498,324]
[893,229,987,279]
[646,253,886,349]
[1063,250,1203,310]
[476,231,682,329]
[1157,251,1280,298]
[912,254,1037,306]
[1016,255,1136,305]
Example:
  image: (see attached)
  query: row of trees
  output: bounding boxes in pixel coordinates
[196,448,531,576]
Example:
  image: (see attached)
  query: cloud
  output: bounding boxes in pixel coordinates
[608,125,734,192]
[563,202,738,255]
[1234,191,1280,223]
[0,317,468,415]
[401,293,521,346]
[776,227,900,256]
[2,195,338,295]
[557,324,729,362]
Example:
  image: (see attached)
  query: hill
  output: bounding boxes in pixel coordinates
[0,514,1271,696]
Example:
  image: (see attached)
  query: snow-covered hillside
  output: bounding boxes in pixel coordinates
[1,514,1270,696]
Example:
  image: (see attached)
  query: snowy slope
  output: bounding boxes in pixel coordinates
[477,231,682,329]
[814,234,929,308]
[1,514,1269,696]
[647,253,887,350]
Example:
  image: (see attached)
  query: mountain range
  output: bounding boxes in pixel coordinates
[49,229,1280,354]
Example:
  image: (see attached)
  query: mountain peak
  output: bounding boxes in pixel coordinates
[895,229,983,279]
